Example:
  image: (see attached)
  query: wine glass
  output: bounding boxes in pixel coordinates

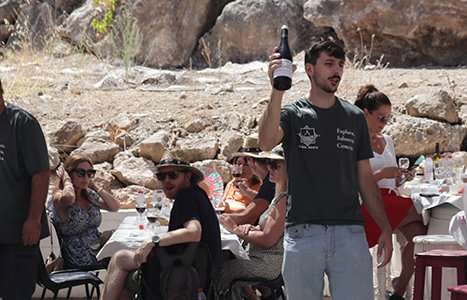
[135,193,146,227]
[153,190,164,214]
[398,157,410,185]
[146,208,158,233]
[398,157,410,170]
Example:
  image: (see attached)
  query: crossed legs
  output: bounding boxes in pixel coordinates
[101,250,139,300]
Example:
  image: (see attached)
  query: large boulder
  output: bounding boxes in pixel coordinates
[303,0,467,66]
[384,114,467,157]
[195,0,329,67]
[127,0,230,67]
[112,151,159,189]
[176,137,219,162]
[49,121,85,153]
[59,0,97,45]
[70,135,120,164]
[405,90,459,124]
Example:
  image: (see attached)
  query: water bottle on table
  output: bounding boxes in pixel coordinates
[424,155,434,183]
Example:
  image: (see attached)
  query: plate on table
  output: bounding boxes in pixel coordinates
[198,166,224,205]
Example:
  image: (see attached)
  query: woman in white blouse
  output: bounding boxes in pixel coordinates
[355,85,427,300]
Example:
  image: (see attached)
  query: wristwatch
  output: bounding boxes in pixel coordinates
[151,234,160,247]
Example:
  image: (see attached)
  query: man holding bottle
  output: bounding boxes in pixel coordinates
[258,36,393,299]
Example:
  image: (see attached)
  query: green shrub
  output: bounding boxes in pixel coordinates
[91,0,119,34]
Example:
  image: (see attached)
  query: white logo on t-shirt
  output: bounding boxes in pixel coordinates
[298,125,319,149]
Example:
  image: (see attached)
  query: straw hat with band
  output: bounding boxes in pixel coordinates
[230,134,262,160]
[256,144,284,161]
[156,150,204,183]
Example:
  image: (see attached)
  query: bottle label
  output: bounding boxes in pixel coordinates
[273,59,293,78]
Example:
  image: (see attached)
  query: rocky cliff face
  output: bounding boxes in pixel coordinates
[1,0,466,205]
[1,0,466,67]
[303,0,467,66]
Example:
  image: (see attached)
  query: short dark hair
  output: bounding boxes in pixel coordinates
[304,36,346,66]
[354,84,391,112]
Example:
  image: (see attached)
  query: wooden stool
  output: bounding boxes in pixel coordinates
[448,285,467,300]
[414,249,467,300]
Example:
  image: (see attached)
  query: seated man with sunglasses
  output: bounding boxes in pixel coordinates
[47,154,121,269]
[101,150,221,300]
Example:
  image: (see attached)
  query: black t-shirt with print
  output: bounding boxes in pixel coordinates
[280,97,373,227]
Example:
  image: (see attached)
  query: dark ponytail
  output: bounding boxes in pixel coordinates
[354,84,391,112]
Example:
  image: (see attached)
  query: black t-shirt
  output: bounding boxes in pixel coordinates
[169,185,222,274]
[0,103,50,244]
[280,97,373,226]
[254,174,275,203]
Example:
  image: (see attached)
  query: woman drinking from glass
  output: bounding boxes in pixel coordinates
[221,155,262,213]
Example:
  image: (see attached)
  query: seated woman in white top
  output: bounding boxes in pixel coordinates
[355,85,427,300]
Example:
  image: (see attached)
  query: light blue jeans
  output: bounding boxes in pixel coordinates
[282,224,374,300]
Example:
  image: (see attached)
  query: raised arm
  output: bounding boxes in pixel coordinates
[89,180,120,212]
[52,164,76,208]
[357,159,393,267]
[258,50,285,151]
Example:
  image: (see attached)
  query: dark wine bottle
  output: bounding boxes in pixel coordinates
[273,25,293,91]
[434,142,441,164]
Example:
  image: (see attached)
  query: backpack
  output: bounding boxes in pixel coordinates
[139,243,211,300]
[159,264,200,300]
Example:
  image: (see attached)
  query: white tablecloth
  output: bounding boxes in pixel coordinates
[449,210,467,250]
[411,192,463,225]
[96,216,249,260]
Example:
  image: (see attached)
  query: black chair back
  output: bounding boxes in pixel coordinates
[36,247,102,300]
[139,242,214,300]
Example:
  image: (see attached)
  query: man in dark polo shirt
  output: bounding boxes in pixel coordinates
[101,150,221,300]
[0,79,50,300]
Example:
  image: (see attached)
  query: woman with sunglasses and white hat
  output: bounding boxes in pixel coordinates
[219,144,287,300]
[355,85,427,300]
[47,154,120,269]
